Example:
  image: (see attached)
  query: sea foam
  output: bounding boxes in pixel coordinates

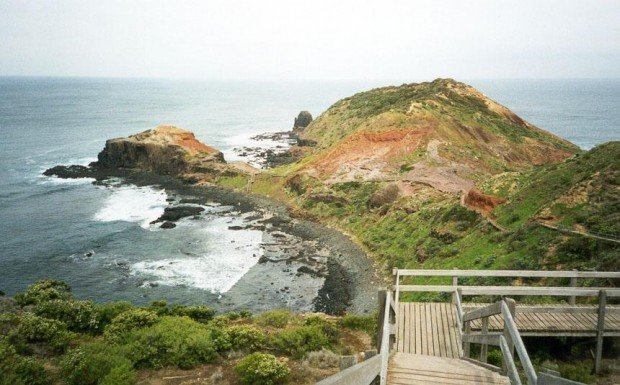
[130,217,263,293]
[93,185,168,228]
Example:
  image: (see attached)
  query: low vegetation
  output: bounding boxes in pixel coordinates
[0,280,377,384]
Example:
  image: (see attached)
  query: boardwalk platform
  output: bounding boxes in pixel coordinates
[396,302,461,358]
[388,353,509,385]
[464,304,620,337]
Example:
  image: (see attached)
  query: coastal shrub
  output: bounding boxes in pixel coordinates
[60,342,134,385]
[272,325,330,359]
[10,313,72,353]
[304,348,340,369]
[99,364,137,385]
[34,299,100,333]
[125,316,217,369]
[96,301,133,328]
[170,304,216,323]
[340,313,378,337]
[149,300,170,316]
[15,279,72,306]
[210,326,232,352]
[227,325,267,352]
[235,352,290,385]
[487,348,503,367]
[0,338,47,385]
[104,308,158,342]
[209,314,231,328]
[303,315,340,342]
[255,309,292,328]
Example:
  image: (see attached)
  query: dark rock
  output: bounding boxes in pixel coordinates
[308,193,349,206]
[285,174,306,195]
[43,165,96,179]
[297,266,318,277]
[293,111,313,130]
[367,183,400,209]
[228,225,244,230]
[160,221,177,229]
[297,138,317,147]
[151,205,205,224]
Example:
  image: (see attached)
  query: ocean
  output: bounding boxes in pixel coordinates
[0,77,618,307]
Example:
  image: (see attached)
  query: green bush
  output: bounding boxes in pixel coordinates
[209,327,232,352]
[34,299,100,333]
[96,301,133,328]
[15,279,72,306]
[60,342,133,385]
[235,353,290,385]
[99,364,137,385]
[227,325,267,352]
[487,348,503,367]
[11,313,72,353]
[304,316,340,342]
[340,313,378,337]
[255,309,292,328]
[0,338,47,385]
[272,325,330,359]
[170,305,216,323]
[125,316,217,369]
[104,309,158,342]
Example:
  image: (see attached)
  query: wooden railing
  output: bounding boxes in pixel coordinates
[316,289,396,385]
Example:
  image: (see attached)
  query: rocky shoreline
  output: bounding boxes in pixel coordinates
[44,126,381,315]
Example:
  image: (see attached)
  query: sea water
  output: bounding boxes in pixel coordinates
[0,77,618,306]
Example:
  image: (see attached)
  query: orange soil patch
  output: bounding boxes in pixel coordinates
[173,132,219,155]
[305,128,431,181]
[463,188,506,215]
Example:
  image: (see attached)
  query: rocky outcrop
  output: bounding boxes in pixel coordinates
[463,189,506,215]
[293,111,313,130]
[97,125,224,175]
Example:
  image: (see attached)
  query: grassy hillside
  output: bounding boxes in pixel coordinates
[242,81,619,282]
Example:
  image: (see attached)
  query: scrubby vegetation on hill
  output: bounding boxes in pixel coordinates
[240,80,619,289]
[0,280,377,385]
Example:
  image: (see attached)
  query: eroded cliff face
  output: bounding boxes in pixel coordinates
[97,125,225,175]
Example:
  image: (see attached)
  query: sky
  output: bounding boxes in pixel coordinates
[0,0,618,80]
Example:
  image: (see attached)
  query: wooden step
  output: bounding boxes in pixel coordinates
[388,353,510,385]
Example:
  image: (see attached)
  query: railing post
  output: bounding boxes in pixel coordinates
[464,320,471,358]
[451,268,459,303]
[569,269,577,306]
[480,316,489,363]
[501,298,516,376]
[595,290,607,374]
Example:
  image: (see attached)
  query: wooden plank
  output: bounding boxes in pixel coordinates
[463,302,503,322]
[595,290,606,374]
[395,269,620,279]
[397,303,405,352]
[398,285,620,297]
[317,354,380,385]
[420,303,427,356]
[403,303,410,354]
[414,303,422,355]
[442,304,454,359]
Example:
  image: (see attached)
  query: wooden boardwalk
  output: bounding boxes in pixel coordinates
[388,353,509,385]
[464,304,620,337]
[396,302,462,358]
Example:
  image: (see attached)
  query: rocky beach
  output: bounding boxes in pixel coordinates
[45,124,381,315]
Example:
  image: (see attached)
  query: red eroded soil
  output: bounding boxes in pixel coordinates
[173,132,218,155]
[307,128,432,178]
[463,188,506,215]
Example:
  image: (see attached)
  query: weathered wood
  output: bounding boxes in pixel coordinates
[464,321,471,358]
[377,290,387,350]
[380,290,393,385]
[395,269,620,279]
[594,290,606,374]
[340,356,357,370]
[317,354,381,385]
[502,299,516,378]
[397,285,620,297]
[499,335,522,385]
[480,317,489,363]
[502,300,537,385]
[569,270,578,306]
[462,333,501,346]
[463,302,502,322]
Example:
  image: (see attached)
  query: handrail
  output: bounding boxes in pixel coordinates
[379,289,393,385]
[393,269,620,279]
[316,288,395,385]
[397,285,620,297]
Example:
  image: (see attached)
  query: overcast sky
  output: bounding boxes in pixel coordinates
[0,0,618,80]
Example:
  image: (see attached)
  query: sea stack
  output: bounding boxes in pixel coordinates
[293,111,313,130]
